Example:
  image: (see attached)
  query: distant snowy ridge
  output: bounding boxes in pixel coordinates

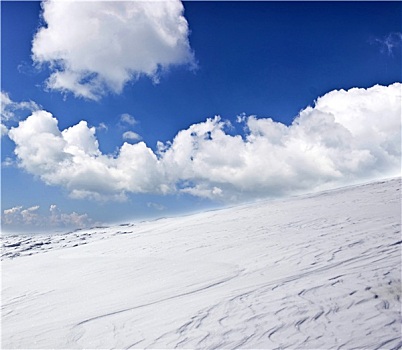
[2,177,401,349]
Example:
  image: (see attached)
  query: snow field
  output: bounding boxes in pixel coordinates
[2,178,401,349]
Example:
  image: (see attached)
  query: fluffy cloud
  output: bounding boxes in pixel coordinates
[32,0,195,100]
[20,205,40,225]
[2,205,92,229]
[3,205,39,225]
[8,83,401,202]
[123,131,142,141]
[49,205,91,228]
[3,206,23,224]
[9,111,167,201]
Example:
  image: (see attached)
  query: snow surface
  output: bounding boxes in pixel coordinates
[2,178,401,349]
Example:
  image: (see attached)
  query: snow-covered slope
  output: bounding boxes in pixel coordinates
[2,178,401,349]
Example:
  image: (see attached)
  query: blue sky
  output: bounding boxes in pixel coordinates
[1,1,401,233]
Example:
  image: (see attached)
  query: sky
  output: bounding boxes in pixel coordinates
[1,0,401,233]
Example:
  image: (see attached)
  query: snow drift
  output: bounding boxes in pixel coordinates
[1,178,401,349]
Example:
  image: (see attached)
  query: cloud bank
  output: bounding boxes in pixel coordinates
[2,205,92,230]
[8,83,401,202]
[32,0,195,100]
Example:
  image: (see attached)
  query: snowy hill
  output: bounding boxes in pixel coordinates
[2,178,401,349]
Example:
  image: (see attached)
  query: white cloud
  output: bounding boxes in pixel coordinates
[8,83,401,202]
[3,206,23,224]
[120,113,138,126]
[8,111,69,177]
[123,131,142,141]
[20,206,40,225]
[1,91,13,119]
[49,204,91,228]
[32,0,196,100]
[2,204,92,229]
[9,111,168,201]
[180,185,224,200]
[1,91,40,121]
[3,206,40,225]
[1,123,8,137]
[4,206,23,215]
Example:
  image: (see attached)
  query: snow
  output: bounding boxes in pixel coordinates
[2,178,401,349]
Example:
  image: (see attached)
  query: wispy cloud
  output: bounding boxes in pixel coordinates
[96,122,108,132]
[8,83,401,202]
[1,91,41,138]
[120,114,138,126]
[371,32,402,55]
[1,157,15,168]
[1,124,8,138]
[31,0,196,100]
[1,91,40,121]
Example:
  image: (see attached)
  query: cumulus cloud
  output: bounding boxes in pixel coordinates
[9,110,167,201]
[2,204,92,229]
[123,131,142,141]
[20,206,40,225]
[3,205,40,225]
[8,83,401,202]
[3,206,23,224]
[49,204,91,228]
[32,0,196,100]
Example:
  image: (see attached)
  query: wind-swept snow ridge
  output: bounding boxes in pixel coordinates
[2,178,401,349]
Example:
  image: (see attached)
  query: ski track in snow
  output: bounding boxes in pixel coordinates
[1,178,401,349]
